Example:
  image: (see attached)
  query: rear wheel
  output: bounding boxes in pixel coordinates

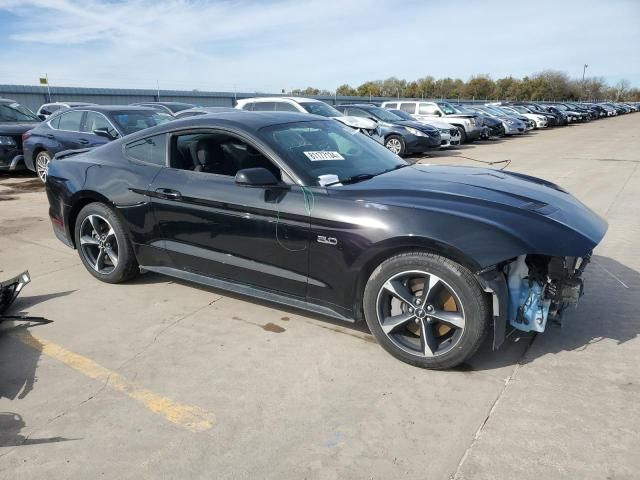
[384,135,406,156]
[74,203,139,283]
[34,150,51,183]
[363,251,490,369]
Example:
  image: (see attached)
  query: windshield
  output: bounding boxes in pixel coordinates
[554,104,569,111]
[111,111,173,135]
[166,103,196,113]
[259,120,406,186]
[299,102,343,117]
[511,106,529,113]
[0,102,39,122]
[452,104,475,114]
[436,102,458,115]
[388,109,413,120]
[366,107,403,122]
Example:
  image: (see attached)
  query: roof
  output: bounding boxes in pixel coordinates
[66,105,161,112]
[238,96,322,104]
[133,101,195,106]
[125,110,329,141]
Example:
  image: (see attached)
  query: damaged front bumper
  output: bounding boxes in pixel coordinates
[479,254,591,349]
[0,271,31,315]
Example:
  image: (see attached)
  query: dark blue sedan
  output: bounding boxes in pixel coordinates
[23,105,172,181]
[334,104,441,156]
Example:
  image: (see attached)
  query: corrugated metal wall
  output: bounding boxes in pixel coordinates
[1,84,472,113]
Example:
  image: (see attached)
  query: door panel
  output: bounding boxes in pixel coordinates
[149,168,311,297]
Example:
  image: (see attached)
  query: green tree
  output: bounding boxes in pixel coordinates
[336,84,357,96]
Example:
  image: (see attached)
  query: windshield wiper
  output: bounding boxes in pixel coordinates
[325,173,375,186]
[325,164,408,187]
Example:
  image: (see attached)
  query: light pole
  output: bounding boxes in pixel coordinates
[581,64,588,100]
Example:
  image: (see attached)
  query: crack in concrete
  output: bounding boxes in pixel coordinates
[449,334,538,479]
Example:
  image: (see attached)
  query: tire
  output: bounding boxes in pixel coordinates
[34,150,52,183]
[363,251,490,369]
[74,202,139,283]
[384,135,406,156]
[455,127,467,143]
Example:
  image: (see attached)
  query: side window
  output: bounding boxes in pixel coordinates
[83,112,118,137]
[58,110,84,131]
[385,103,398,109]
[169,131,281,180]
[251,102,277,111]
[49,114,61,129]
[418,103,439,115]
[400,103,416,114]
[275,102,299,112]
[239,102,254,111]
[347,108,370,118]
[124,134,167,166]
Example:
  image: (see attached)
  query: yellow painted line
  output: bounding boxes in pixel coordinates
[15,332,215,432]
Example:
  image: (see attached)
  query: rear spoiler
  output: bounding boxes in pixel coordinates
[53,148,94,160]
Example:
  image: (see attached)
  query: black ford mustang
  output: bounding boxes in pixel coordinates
[45,111,607,369]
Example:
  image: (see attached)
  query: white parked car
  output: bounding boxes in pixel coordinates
[385,108,461,148]
[490,104,548,129]
[235,97,383,144]
[36,102,97,120]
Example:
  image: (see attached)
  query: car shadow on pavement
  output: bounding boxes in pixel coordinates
[80,255,640,374]
[468,255,640,372]
[0,324,75,448]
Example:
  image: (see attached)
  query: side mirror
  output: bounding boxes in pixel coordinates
[93,128,118,140]
[435,111,442,116]
[235,167,279,187]
[38,114,47,121]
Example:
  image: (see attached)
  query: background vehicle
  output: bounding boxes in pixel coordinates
[387,109,461,148]
[463,105,527,135]
[497,105,548,128]
[174,107,241,118]
[236,97,383,143]
[36,102,97,120]
[0,98,40,172]
[381,101,483,143]
[23,106,172,181]
[45,111,607,369]
[131,101,197,115]
[335,104,441,156]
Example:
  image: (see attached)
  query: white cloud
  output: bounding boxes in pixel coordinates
[0,0,638,91]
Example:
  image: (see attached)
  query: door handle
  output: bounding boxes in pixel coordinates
[154,188,182,200]
[78,139,89,145]
[46,134,55,139]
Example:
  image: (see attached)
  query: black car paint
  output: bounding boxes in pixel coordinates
[334,104,441,153]
[45,112,607,334]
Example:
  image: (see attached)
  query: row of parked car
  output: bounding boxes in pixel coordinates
[0,96,638,182]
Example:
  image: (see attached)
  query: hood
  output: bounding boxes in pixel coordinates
[330,164,607,255]
[415,119,456,129]
[334,116,377,130]
[392,119,439,132]
[0,121,40,135]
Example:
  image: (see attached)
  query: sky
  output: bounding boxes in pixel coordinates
[0,0,638,93]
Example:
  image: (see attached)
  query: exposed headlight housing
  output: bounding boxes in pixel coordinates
[405,126,428,137]
[0,135,17,146]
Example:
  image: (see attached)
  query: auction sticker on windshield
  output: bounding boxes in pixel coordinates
[304,151,345,161]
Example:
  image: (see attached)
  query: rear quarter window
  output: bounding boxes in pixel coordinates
[124,133,167,166]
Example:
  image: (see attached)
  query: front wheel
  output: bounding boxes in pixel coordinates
[384,135,406,156]
[456,127,467,143]
[363,251,490,369]
[74,202,139,283]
